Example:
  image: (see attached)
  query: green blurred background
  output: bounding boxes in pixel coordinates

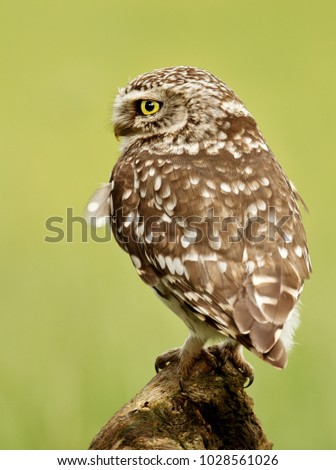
[1,0,335,450]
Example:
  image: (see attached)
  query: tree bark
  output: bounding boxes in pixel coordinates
[89,346,272,450]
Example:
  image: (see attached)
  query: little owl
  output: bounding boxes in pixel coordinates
[86,66,311,384]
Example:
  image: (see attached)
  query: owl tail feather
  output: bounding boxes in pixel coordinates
[262,339,288,369]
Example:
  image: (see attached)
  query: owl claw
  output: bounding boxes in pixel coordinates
[199,348,218,371]
[244,373,254,388]
[218,343,255,387]
[155,348,180,373]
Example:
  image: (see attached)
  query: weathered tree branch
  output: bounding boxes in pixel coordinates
[89,346,272,450]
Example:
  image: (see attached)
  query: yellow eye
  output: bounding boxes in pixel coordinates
[137,100,162,116]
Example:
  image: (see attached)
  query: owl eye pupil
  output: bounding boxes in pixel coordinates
[144,101,155,112]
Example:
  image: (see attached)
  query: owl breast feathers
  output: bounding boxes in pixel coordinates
[87,66,311,373]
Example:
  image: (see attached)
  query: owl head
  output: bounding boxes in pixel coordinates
[113,66,254,154]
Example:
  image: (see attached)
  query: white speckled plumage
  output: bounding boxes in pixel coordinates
[86,66,311,376]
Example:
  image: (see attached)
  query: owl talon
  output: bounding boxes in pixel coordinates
[155,348,180,373]
[219,343,254,387]
[200,348,218,371]
[243,373,254,388]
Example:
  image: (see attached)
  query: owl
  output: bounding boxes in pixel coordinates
[87,66,311,384]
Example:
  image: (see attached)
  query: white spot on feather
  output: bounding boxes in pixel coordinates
[183,252,199,262]
[282,285,299,299]
[160,185,171,198]
[154,175,162,191]
[166,199,176,211]
[185,291,199,302]
[181,236,190,248]
[220,182,231,193]
[252,274,278,286]
[209,239,221,251]
[246,203,258,217]
[256,199,267,211]
[249,180,260,191]
[190,176,200,185]
[256,255,266,268]
[123,211,135,228]
[261,177,270,186]
[218,131,227,140]
[161,213,172,223]
[195,313,207,321]
[156,254,165,269]
[254,293,278,308]
[173,257,184,276]
[219,261,227,273]
[246,260,255,273]
[131,255,141,269]
[145,232,153,243]
[184,230,198,243]
[284,232,293,243]
[206,180,216,189]
[165,256,175,274]
[294,245,303,257]
[279,247,288,259]
[136,223,144,237]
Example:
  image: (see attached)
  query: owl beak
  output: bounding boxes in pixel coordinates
[114,123,123,139]
[114,122,134,139]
